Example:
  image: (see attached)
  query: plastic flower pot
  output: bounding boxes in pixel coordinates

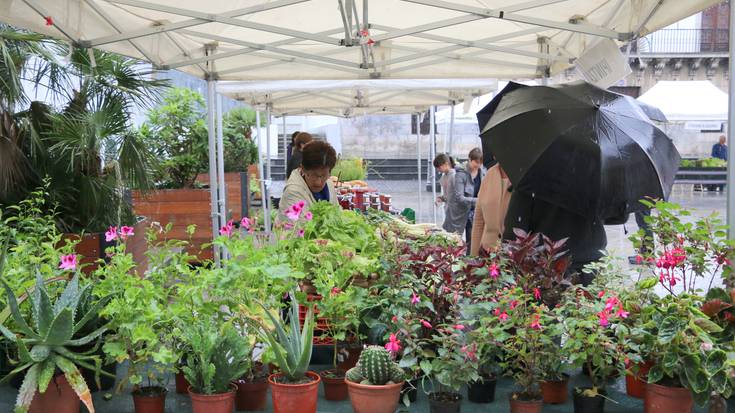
[429,392,462,413]
[29,375,81,413]
[189,384,237,413]
[346,379,403,413]
[268,371,321,413]
[573,388,606,413]
[175,371,190,394]
[401,378,418,403]
[644,383,694,413]
[132,386,167,413]
[509,394,543,413]
[625,361,653,399]
[541,374,569,404]
[235,377,268,411]
[467,375,497,403]
[320,369,348,401]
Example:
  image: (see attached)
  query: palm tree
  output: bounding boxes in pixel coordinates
[0,25,168,232]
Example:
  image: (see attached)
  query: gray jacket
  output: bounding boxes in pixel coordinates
[442,162,485,234]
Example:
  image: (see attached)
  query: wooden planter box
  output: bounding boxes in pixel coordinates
[132,172,249,261]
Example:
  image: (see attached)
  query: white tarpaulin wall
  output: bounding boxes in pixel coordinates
[217,78,498,116]
[638,81,729,122]
[0,0,718,81]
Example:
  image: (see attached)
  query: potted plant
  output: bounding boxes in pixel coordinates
[559,286,629,413]
[0,270,111,413]
[252,293,320,413]
[345,345,406,413]
[180,320,250,413]
[536,314,567,405]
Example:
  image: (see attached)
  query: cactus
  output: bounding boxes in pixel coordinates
[347,346,405,385]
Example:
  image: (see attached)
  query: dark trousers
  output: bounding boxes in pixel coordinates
[465,210,474,255]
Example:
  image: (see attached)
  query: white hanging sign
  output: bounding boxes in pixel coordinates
[574,39,632,89]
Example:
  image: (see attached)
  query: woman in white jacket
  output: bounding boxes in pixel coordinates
[279,140,339,221]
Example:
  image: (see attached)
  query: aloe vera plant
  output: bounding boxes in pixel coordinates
[0,272,110,413]
[256,293,315,382]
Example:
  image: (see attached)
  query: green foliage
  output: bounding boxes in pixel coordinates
[332,157,367,181]
[0,272,111,413]
[222,107,259,172]
[139,88,208,189]
[181,321,250,395]
[302,202,381,256]
[252,293,314,383]
[346,346,404,385]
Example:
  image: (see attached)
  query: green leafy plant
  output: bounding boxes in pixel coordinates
[332,157,368,181]
[252,293,314,383]
[0,272,110,413]
[346,346,404,385]
[180,321,250,395]
[222,107,259,171]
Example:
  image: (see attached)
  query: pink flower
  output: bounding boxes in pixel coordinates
[493,308,501,316]
[284,222,294,230]
[420,320,432,329]
[120,226,134,240]
[304,212,313,221]
[411,292,420,305]
[461,343,478,361]
[533,288,541,300]
[453,324,465,331]
[616,304,629,319]
[530,314,542,330]
[385,333,401,355]
[391,316,398,323]
[59,254,77,271]
[509,300,519,310]
[297,229,305,237]
[105,226,118,242]
[597,290,606,298]
[635,255,643,264]
[331,287,342,295]
[219,220,234,236]
[240,217,252,229]
[285,206,302,221]
[488,263,500,279]
[598,311,610,327]
[498,312,509,322]
[604,297,619,312]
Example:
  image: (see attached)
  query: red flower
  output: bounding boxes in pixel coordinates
[498,312,509,322]
[44,16,53,26]
[385,333,401,355]
[509,300,518,310]
[331,287,342,295]
[420,320,432,329]
[453,324,465,331]
[493,308,501,316]
[597,290,606,298]
[616,304,629,319]
[598,311,610,327]
[530,314,542,330]
[411,292,420,305]
[461,343,477,361]
[533,288,541,300]
[488,263,500,279]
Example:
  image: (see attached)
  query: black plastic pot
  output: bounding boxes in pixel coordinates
[81,361,117,392]
[467,376,497,403]
[401,379,418,403]
[429,392,462,413]
[573,388,605,413]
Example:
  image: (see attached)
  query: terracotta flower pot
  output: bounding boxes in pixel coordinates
[189,384,237,413]
[235,378,268,411]
[429,392,462,413]
[509,394,544,413]
[320,370,348,401]
[337,347,362,371]
[29,375,81,413]
[175,371,190,394]
[346,379,403,413]
[132,387,167,413]
[268,371,320,413]
[644,383,694,413]
[625,361,653,399]
[541,375,569,404]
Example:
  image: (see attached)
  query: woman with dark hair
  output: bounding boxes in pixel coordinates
[286,132,314,179]
[286,130,300,166]
[279,140,338,220]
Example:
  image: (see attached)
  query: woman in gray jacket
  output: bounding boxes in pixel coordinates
[445,148,484,252]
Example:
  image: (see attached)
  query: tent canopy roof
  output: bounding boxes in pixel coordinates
[217,78,497,116]
[0,0,718,81]
[638,81,728,121]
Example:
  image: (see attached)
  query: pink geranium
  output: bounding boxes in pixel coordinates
[488,263,500,279]
[297,229,305,237]
[240,217,252,230]
[120,226,134,240]
[304,212,313,221]
[219,220,234,237]
[59,254,78,271]
[105,226,118,242]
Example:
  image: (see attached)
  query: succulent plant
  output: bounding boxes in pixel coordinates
[254,292,314,382]
[346,346,405,385]
[0,272,110,413]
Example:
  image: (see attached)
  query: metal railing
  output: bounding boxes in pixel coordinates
[633,28,729,54]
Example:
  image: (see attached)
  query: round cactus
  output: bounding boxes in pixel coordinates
[346,365,365,383]
[389,364,405,383]
[358,346,394,385]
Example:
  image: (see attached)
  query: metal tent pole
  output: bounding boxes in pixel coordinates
[206,79,220,266]
[430,105,438,225]
[282,115,288,178]
[728,0,735,238]
[266,106,272,182]
[416,113,422,223]
[448,102,455,156]
[216,93,227,233]
[255,110,271,233]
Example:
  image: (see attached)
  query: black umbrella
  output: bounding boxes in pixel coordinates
[477,81,680,220]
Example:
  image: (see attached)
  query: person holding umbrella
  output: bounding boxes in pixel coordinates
[470,155,512,256]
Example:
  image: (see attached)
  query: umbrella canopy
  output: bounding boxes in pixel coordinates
[477,81,680,220]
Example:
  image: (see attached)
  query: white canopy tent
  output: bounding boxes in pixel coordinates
[0,0,727,252]
[638,80,728,122]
